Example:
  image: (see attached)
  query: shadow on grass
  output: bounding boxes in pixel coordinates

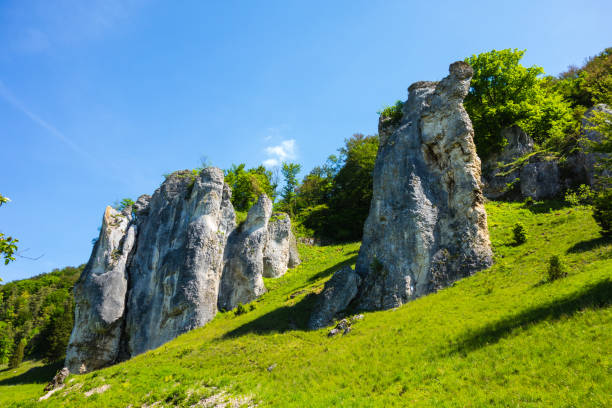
[566,235,612,254]
[223,256,357,338]
[522,199,573,214]
[307,255,357,283]
[0,360,62,386]
[222,293,318,338]
[448,278,612,355]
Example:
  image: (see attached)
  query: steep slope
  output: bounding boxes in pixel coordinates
[2,201,611,407]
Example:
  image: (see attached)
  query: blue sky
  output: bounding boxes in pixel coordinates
[1,0,611,282]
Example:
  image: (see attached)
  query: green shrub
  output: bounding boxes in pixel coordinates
[547,255,568,281]
[564,184,594,206]
[377,101,404,124]
[523,196,534,206]
[234,303,247,316]
[513,222,527,244]
[593,189,612,236]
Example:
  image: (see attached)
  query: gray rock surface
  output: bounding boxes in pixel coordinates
[354,61,493,310]
[65,206,137,373]
[520,160,561,200]
[573,104,612,187]
[263,213,301,278]
[308,265,361,330]
[482,126,535,199]
[125,168,235,356]
[218,194,272,310]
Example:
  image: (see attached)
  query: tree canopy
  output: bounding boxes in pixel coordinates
[464,49,574,158]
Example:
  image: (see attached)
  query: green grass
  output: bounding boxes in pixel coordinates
[2,201,611,407]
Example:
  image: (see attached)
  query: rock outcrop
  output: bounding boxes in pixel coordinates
[308,266,361,330]
[218,195,271,311]
[482,126,535,199]
[310,62,493,324]
[125,169,235,356]
[263,213,301,278]
[65,206,136,373]
[66,170,299,373]
[481,104,611,200]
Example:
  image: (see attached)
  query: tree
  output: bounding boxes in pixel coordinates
[325,134,379,241]
[295,155,339,210]
[0,194,19,271]
[464,49,574,158]
[224,164,277,212]
[585,108,612,236]
[8,338,25,369]
[280,162,302,216]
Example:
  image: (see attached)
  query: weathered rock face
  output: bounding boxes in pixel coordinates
[263,213,301,278]
[571,104,612,187]
[65,206,136,373]
[124,168,236,356]
[353,61,492,311]
[308,266,361,330]
[482,126,535,199]
[218,195,272,310]
[67,169,301,372]
[481,104,612,200]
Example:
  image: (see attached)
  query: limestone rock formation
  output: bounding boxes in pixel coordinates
[482,126,535,199]
[310,62,493,322]
[124,168,236,356]
[308,266,361,330]
[263,213,301,278]
[65,205,136,373]
[570,104,612,187]
[218,195,272,310]
[67,170,301,372]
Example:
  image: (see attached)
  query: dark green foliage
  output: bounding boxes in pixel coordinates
[234,303,247,316]
[224,164,277,212]
[377,100,404,124]
[551,48,612,109]
[513,222,527,244]
[291,134,378,241]
[547,255,568,281]
[8,338,25,368]
[0,193,18,268]
[277,162,302,216]
[0,265,83,365]
[325,134,379,241]
[114,198,134,212]
[593,189,612,236]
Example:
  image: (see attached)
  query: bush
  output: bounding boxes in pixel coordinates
[513,223,527,244]
[378,101,404,124]
[547,255,568,281]
[564,184,594,206]
[593,189,612,236]
[234,303,247,316]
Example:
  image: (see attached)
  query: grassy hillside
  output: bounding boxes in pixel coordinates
[1,201,611,407]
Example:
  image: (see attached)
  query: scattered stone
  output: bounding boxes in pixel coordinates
[84,384,110,397]
[267,363,277,372]
[39,385,65,401]
[44,367,70,392]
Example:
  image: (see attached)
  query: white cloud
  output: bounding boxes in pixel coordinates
[263,139,297,167]
[263,158,279,167]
